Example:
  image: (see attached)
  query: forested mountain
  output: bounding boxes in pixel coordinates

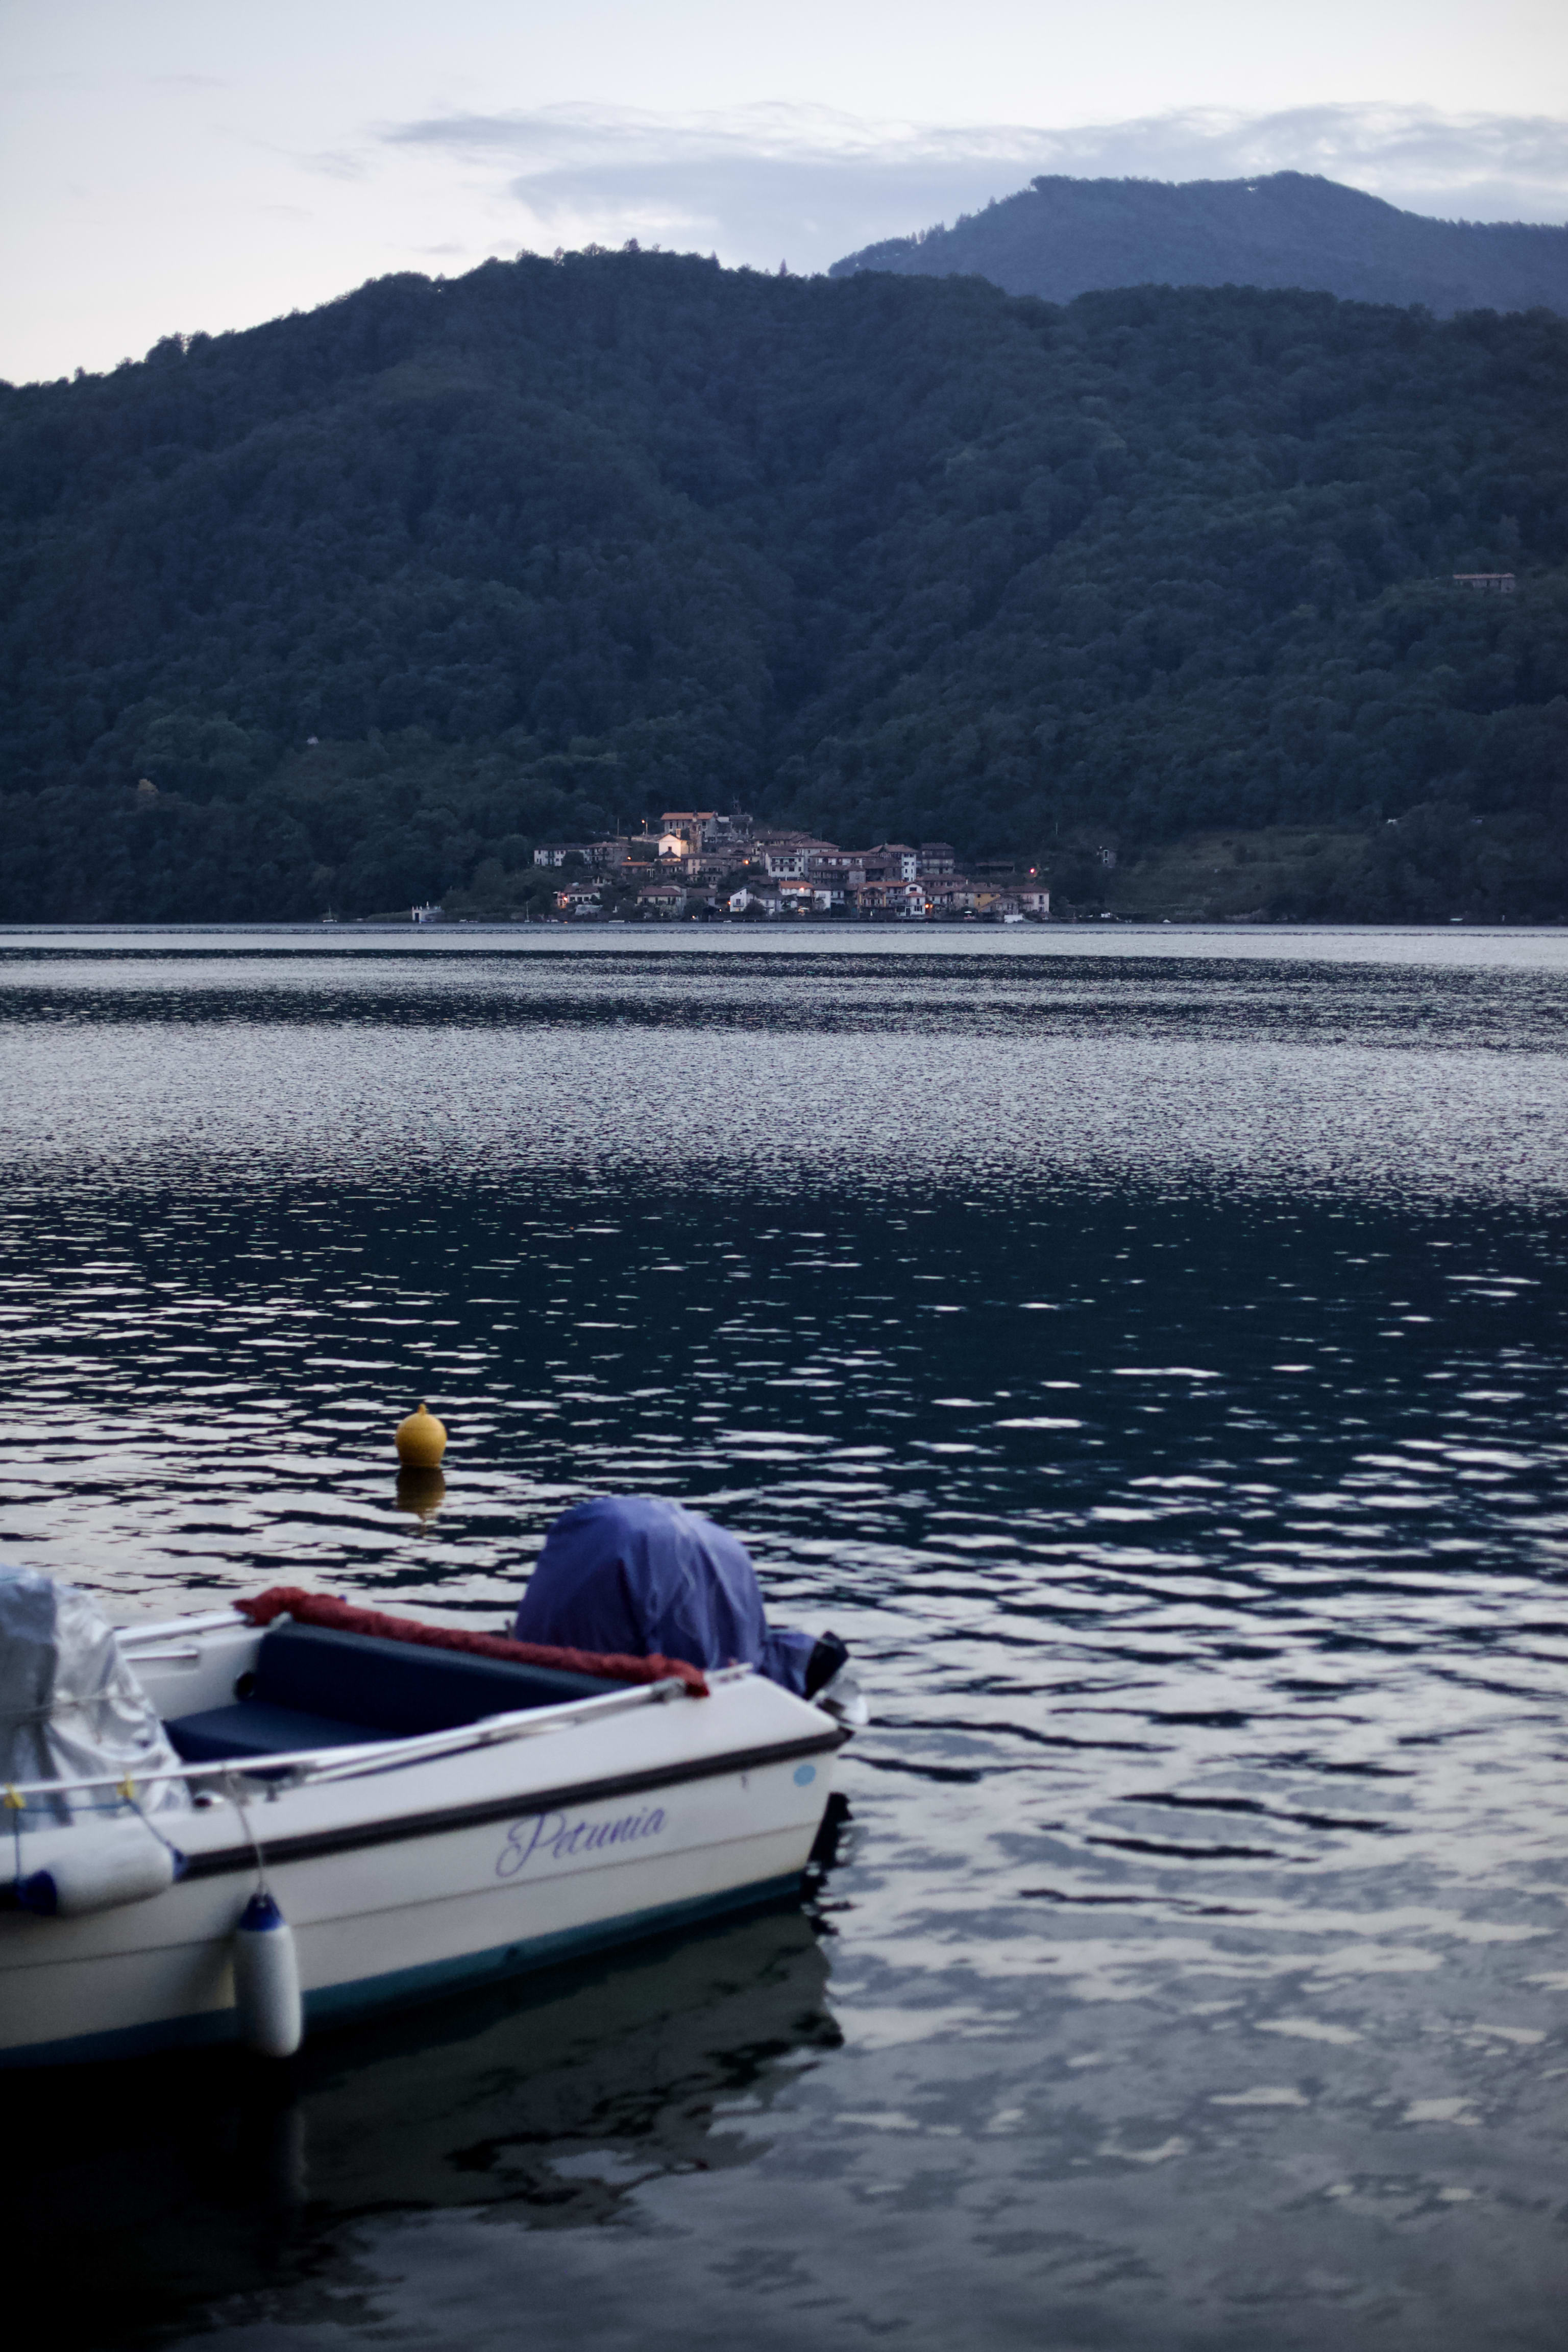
[832,172,1568,318]
[1,247,1564,920]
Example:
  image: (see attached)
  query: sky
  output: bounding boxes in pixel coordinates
[3,0,1565,383]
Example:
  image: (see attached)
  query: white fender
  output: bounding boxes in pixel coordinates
[17,1822,185,1917]
[233,1890,304,2057]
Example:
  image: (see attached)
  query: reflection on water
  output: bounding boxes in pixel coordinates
[4,1906,835,2350]
[1,939,1565,2350]
[394,1467,447,1522]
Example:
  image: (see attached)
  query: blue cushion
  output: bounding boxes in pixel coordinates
[165,1702,376,1762]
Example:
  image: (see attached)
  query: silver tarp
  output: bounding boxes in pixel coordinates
[0,1570,190,1823]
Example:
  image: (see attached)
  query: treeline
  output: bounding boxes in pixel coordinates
[1,250,1564,919]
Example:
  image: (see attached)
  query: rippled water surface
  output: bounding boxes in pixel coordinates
[3,931,1566,2352]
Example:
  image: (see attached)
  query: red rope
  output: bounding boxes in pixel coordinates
[238,1586,708,1696]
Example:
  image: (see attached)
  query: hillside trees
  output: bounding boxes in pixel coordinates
[0,252,1564,917]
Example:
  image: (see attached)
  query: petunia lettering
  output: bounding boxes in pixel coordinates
[496,1804,667,1878]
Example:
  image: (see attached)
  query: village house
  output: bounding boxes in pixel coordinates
[657,811,719,850]
[827,844,921,889]
[854,878,926,916]
[760,837,838,879]
[701,811,757,853]
[871,843,920,880]
[972,886,1030,918]
[535,838,627,868]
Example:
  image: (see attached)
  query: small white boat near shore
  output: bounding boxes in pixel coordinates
[2,1596,859,2070]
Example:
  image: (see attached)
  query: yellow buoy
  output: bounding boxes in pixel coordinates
[395,1401,447,1468]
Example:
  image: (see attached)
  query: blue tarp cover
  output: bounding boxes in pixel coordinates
[511,1496,819,1695]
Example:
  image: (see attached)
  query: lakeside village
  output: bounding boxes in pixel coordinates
[417,812,1053,924]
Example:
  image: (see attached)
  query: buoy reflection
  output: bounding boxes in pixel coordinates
[394,1467,446,1521]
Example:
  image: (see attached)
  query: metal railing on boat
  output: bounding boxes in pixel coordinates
[1,1666,741,1808]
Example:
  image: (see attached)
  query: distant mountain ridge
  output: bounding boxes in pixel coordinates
[830,171,1568,316]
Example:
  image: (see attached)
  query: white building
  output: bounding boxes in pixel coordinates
[868,843,919,880]
[762,839,837,879]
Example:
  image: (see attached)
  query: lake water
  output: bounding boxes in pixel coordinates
[3,928,1566,2352]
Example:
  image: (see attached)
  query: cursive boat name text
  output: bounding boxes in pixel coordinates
[496,1804,667,1877]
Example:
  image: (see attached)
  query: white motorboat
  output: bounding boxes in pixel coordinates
[1,1595,860,2070]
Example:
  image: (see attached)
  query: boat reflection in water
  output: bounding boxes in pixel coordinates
[5,1898,839,2347]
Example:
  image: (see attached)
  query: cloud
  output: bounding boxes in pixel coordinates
[381,101,1568,274]
[301,149,369,183]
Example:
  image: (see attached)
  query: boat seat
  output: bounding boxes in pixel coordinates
[164,1621,622,1763]
[164,1701,385,1762]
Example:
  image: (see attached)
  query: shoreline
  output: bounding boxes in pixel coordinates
[2,917,1563,938]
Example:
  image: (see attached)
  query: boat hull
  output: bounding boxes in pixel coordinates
[7,1868,808,2069]
[2,1643,844,2068]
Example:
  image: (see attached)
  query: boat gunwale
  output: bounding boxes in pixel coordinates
[114,1608,252,1647]
[9,1617,767,1807]
[0,1679,690,1805]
